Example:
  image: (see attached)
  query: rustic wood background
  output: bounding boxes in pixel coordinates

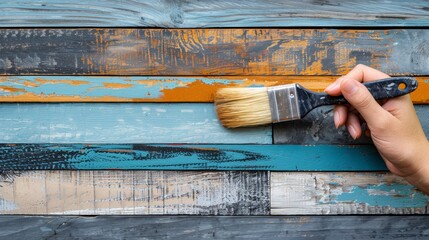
[0,0,428,239]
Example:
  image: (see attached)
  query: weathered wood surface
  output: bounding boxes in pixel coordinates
[0,144,386,171]
[1,171,429,216]
[2,29,429,76]
[271,172,429,215]
[0,171,269,215]
[1,216,429,240]
[2,0,429,27]
[1,75,428,103]
[274,105,429,144]
[0,103,270,144]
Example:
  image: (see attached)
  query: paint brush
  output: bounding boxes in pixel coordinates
[214,77,418,128]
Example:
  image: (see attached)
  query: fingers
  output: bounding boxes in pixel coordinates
[333,105,347,128]
[343,64,390,83]
[334,105,363,139]
[340,77,390,127]
[325,64,390,95]
[346,111,362,139]
[326,64,393,139]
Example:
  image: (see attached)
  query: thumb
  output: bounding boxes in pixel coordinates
[340,78,389,126]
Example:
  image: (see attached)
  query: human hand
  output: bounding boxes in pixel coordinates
[325,64,429,194]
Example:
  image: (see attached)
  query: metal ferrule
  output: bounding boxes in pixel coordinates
[267,84,301,123]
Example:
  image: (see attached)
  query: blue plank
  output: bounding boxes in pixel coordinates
[1,1,429,27]
[0,144,387,171]
[0,103,271,144]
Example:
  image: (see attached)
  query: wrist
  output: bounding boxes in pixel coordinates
[405,141,429,195]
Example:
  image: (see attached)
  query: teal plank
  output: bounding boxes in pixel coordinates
[0,144,387,171]
[1,1,429,27]
[0,103,271,144]
[333,184,429,208]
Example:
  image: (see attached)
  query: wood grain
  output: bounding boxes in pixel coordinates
[271,172,429,215]
[0,103,271,144]
[1,216,428,239]
[1,0,429,27]
[274,105,429,144]
[0,171,269,215]
[0,144,387,171]
[1,76,428,103]
[1,29,429,76]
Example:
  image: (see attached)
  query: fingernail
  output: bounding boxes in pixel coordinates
[325,81,339,92]
[334,111,340,129]
[342,78,359,94]
[348,125,358,139]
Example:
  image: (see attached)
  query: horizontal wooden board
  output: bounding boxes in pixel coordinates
[271,172,429,215]
[274,105,429,144]
[0,144,386,171]
[1,76,428,103]
[1,29,429,76]
[0,103,270,144]
[1,1,429,27]
[1,216,429,239]
[0,171,269,215]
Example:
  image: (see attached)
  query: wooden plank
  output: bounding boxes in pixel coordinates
[0,144,387,171]
[1,29,429,76]
[1,216,428,239]
[274,105,429,144]
[1,1,429,27]
[0,103,271,144]
[271,172,429,215]
[1,76,428,103]
[0,171,269,215]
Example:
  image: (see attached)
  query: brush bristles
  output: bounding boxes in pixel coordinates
[214,88,272,128]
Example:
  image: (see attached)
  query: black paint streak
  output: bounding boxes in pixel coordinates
[349,50,373,65]
[0,170,21,183]
[0,144,76,170]
[0,29,95,74]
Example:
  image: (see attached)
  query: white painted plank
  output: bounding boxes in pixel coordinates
[0,171,269,215]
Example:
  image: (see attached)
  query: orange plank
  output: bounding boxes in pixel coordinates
[0,76,427,103]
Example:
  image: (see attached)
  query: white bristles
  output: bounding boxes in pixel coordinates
[214,88,272,128]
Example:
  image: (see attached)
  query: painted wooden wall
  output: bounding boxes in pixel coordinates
[0,0,429,238]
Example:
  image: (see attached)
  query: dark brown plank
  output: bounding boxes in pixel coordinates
[0,216,428,239]
[1,29,429,75]
[274,105,429,144]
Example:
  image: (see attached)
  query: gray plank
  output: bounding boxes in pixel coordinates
[1,0,429,27]
[274,105,429,144]
[0,216,428,239]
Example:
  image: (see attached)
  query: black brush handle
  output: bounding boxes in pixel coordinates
[296,77,418,117]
